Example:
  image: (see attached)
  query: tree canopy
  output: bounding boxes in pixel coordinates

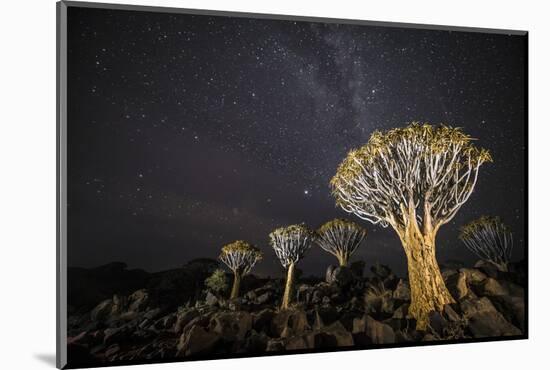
[330,123,492,234]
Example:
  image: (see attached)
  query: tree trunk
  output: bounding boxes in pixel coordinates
[229,272,241,300]
[337,254,348,267]
[281,262,295,309]
[401,226,455,330]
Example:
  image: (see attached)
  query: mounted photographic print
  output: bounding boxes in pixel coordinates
[57,1,528,368]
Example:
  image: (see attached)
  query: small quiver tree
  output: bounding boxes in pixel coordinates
[459,216,513,272]
[316,218,367,266]
[330,123,492,329]
[269,224,314,309]
[219,241,263,299]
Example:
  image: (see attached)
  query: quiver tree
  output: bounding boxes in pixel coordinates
[316,218,367,266]
[459,216,513,272]
[269,224,314,309]
[330,123,492,329]
[219,241,263,299]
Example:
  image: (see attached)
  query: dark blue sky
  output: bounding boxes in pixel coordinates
[67,6,526,277]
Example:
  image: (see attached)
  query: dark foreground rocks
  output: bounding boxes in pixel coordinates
[67,261,526,365]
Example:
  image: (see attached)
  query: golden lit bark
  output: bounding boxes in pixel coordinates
[399,222,455,330]
[281,262,295,309]
[229,272,241,299]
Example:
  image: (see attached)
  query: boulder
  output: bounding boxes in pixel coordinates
[322,320,354,346]
[270,309,310,338]
[209,311,252,341]
[103,326,130,346]
[459,268,487,284]
[173,308,199,334]
[252,308,275,332]
[353,315,395,344]
[266,339,285,352]
[177,325,221,357]
[460,297,521,337]
[330,266,354,287]
[204,291,219,306]
[477,278,508,296]
[488,295,525,331]
[91,299,113,323]
[256,291,273,305]
[242,330,269,353]
[445,271,469,301]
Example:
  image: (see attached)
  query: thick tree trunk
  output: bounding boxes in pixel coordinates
[281,262,295,309]
[229,272,241,300]
[401,226,455,330]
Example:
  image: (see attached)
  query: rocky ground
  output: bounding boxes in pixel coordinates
[66,259,526,367]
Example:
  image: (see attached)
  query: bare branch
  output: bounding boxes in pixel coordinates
[330,123,492,234]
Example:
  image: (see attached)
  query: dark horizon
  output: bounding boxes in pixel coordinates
[67,7,526,278]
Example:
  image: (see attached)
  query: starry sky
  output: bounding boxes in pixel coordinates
[67,6,526,277]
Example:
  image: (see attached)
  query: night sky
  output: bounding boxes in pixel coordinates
[67,6,526,277]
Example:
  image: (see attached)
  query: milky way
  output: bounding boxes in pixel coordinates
[67,6,527,276]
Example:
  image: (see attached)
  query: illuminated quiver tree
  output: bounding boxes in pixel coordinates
[330,123,492,329]
[316,218,367,267]
[219,240,263,299]
[269,224,314,309]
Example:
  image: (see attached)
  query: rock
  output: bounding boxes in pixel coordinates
[474,260,500,278]
[478,278,508,296]
[330,266,354,287]
[177,325,221,357]
[271,309,309,338]
[243,330,269,353]
[173,309,199,334]
[105,344,120,357]
[441,268,458,280]
[110,295,128,316]
[446,271,468,300]
[353,315,395,344]
[392,279,410,301]
[209,311,252,341]
[266,339,285,352]
[460,297,521,337]
[322,321,354,346]
[252,308,275,332]
[315,306,339,327]
[488,295,525,331]
[428,312,448,337]
[392,304,409,319]
[443,304,462,322]
[205,292,219,306]
[91,299,113,322]
[365,315,395,344]
[103,326,130,345]
[459,268,487,284]
[256,291,273,305]
[144,308,163,320]
[371,263,392,279]
[284,335,311,350]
